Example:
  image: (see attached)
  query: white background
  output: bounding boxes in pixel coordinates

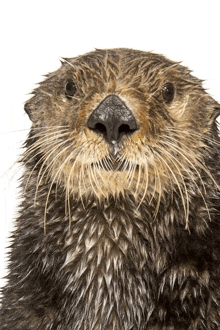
[0,0,220,288]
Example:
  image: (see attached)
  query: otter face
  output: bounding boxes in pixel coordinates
[24,49,220,217]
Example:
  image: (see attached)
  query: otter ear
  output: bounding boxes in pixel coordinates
[24,95,39,123]
[24,100,32,120]
[209,97,220,121]
[213,105,220,121]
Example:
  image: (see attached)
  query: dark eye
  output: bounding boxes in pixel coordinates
[162,83,175,103]
[65,79,76,99]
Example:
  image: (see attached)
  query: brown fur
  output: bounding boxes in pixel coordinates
[1,48,220,329]
[24,49,219,227]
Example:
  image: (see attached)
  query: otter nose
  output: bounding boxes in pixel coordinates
[87,95,138,144]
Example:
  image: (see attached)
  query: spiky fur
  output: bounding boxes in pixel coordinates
[1,48,220,329]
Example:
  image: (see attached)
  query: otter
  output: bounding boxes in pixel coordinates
[1,48,220,330]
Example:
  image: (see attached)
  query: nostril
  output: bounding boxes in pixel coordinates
[118,124,136,135]
[92,123,107,135]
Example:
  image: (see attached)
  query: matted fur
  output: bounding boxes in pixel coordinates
[1,48,220,329]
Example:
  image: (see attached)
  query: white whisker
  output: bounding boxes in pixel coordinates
[154,150,189,227]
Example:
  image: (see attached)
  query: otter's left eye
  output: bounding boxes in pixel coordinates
[162,83,175,103]
[65,79,76,99]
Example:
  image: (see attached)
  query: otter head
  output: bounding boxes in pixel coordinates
[24,48,220,219]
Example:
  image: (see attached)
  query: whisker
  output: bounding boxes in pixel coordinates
[164,126,220,149]
[148,153,158,207]
[128,163,136,191]
[32,126,69,136]
[79,162,86,208]
[159,141,212,223]
[163,138,219,191]
[91,160,106,198]
[157,145,190,226]
[125,157,134,184]
[93,158,108,194]
[23,129,70,156]
[87,163,99,199]
[0,158,22,180]
[134,160,142,200]
[137,163,149,209]
[152,164,162,220]
[66,148,85,211]
[34,141,72,205]
[24,138,68,196]
[0,128,30,135]
[43,144,82,233]
[154,150,189,227]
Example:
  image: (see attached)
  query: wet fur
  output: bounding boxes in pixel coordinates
[1,48,220,329]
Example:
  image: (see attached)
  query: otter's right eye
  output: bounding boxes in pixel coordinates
[162,83,175,104]
[65,80,76,99]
